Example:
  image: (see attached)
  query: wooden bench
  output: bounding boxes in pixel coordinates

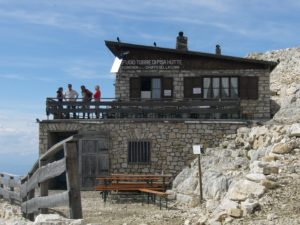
[139,188,169,209]
[95,183,164,202]
[95,174,171,206]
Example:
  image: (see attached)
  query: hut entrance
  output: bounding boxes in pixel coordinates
[79,137,109,190]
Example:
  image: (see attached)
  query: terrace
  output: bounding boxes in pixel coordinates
[46,98,242,120]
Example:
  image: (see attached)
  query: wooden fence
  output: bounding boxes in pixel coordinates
[0,135,82,221]
[0,172,21,204]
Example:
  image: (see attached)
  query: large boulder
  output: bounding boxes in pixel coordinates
[172,167,193,189]
[203,171,230,200]
[227,180,266,201]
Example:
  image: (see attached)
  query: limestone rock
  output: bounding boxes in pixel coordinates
[263,166,279,175]
[227,208,243,218]
[173,168,198,195]
[202,171,230,200]
[175,193,195,204]
[206,199,220,212]
[262,155,278,162]
[289,123,300,137]
[241,199,259,215]
[219,198,239,211]
[196,216,208,225]
[250,160,269,174]
[260,179,279,189]
[33,214,84,225]
[166,190,176,200]
[246,173,266,182]
[172,167,193,190]
[227,180,265,201]
[272,143,292,154]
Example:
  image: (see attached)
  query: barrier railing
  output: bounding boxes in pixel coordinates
[1,136,82,221]
[46,97,241,120]
[0,172,21,204]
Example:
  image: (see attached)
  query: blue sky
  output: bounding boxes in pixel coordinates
[0,0,299,175]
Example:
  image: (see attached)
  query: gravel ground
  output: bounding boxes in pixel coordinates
[54,191,189,225]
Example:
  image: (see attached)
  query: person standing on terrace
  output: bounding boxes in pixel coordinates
[55,87,64,119]
[81,85,93,119]
[94,85,101,118]
[64,84,79,119]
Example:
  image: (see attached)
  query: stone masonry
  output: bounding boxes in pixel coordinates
[115,69,271,119]
[39,120,246,177]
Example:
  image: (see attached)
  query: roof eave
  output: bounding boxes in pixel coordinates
[105,40,278,70]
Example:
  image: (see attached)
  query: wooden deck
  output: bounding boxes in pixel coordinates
[46,98,241,120]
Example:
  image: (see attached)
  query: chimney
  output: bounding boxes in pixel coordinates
[215,44,221,55]
[176,31,188,51]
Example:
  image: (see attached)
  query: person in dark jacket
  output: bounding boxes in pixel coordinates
[81,85,93,119]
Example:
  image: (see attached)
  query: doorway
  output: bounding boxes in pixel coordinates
[79,137,109,190]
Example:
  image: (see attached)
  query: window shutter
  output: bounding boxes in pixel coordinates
[130,77,140,99]
[247,77,259,99]
[193,77,203,98]
[162,78,173,98]
[239,77,258,100]
[239,77,248,99]
[184,78,193,98]
[184,77,202,98]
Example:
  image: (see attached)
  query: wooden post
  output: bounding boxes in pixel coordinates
[64,142,83,219]
[0,174,3,199]
[198,154,203,204]
[27,173,35,221]
[9,176,14,204]
[39,159,49,214]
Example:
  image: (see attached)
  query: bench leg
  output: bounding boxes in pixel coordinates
[166,197,168,209]
[159,197,162,210]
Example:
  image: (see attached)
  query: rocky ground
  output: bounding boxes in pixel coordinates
[247,47,300,123]
[171,123,300,225]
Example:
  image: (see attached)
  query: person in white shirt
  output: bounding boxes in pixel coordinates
[64,84,79,118]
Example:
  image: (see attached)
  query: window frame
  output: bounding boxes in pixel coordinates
[202,76,239,99]
[128,140,151,164]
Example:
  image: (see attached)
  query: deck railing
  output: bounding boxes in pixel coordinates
[46,98,241,120]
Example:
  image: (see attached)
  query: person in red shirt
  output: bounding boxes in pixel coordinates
[94,85,101,118]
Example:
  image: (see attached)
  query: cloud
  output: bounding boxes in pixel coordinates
[0,9,105,37]
[0,73,55,82]
[64,58,115,80]
[0,110,39,154]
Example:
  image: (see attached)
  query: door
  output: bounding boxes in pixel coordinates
[79,138,109,190]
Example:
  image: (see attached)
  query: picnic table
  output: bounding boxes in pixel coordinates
[95,174,172,209]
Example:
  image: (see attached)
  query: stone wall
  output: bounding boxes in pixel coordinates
[39,120,245,177]
[115,69,270,119]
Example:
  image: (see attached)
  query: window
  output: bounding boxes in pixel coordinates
[203,77,239,99]
[130,77,173,99]
[128,141,150,163]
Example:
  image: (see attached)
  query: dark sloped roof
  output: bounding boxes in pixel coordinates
[105,40,278,70]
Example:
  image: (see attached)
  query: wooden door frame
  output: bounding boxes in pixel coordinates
[78,135,110,190]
